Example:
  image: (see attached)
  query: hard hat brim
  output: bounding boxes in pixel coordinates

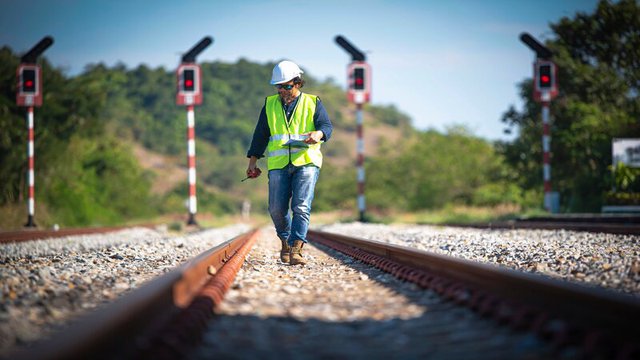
[270,73,303,85]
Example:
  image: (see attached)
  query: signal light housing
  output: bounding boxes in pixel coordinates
[347,62,371,104]
[533,60,558,102]
[16,64,42,107]
[176,64,202,106]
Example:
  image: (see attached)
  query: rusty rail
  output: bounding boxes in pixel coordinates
[0,224,158,244]
[446,216,640,235]
[136,227,259,358]
[13,229,261,360]
[308,229,640,357]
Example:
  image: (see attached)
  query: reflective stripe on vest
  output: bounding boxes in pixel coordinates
[265,93,323,170]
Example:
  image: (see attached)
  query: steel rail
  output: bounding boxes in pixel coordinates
[308,229,640,354]
[445,220,640,235]
[12,229,260,360]
[517,214,640,224]
[0,224,158,244]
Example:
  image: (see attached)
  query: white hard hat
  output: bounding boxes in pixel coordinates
[270,60,304,85]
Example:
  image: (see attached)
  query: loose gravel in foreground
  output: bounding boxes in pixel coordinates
[0,224,250,356]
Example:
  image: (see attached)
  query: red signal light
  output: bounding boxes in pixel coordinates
[21,68,37,93]
[537,63,553,90]
[182,69,195,92]
[353,68,365,90]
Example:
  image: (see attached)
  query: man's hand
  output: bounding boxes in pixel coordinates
[247,157,262,179]
[302,131,323,144]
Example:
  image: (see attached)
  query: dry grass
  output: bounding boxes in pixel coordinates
[0,203,56,231]
[132,143,184,194]
[306,205,531,226]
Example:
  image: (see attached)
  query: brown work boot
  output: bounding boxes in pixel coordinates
[290,240,307,265]
[280,239,291,263]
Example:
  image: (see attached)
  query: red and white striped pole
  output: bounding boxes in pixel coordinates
[186,105,197,225]
[25,106,36,227]
[541,100,552,212]
[356,103,366,222]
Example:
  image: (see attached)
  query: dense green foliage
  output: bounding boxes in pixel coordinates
[0,48,155,226]
[314,126,525,213]
[499,0,640,211]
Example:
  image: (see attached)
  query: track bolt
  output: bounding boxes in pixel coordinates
[207,265,217,276]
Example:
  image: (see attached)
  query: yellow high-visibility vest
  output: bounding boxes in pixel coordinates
[265,93,323,170]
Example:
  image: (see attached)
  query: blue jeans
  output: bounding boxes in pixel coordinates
[268,164,320,246]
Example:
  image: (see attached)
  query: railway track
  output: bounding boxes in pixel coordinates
[2,213,636,244]
[0,224,157,244]
[450,214,640,235]
[9,227,640,359]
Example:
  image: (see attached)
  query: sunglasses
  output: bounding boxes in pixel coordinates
[275,84,295,90]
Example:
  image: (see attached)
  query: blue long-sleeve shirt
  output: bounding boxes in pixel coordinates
[247,93,333,159]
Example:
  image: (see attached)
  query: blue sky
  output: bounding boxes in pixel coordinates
[1,0,598,141]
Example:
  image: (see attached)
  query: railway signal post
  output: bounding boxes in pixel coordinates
[176,36,213,226]
[335,35,371,222]
[16,36,54,228]
[520,33,559,213]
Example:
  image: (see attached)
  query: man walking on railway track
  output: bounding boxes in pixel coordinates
[246,60,333,266]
